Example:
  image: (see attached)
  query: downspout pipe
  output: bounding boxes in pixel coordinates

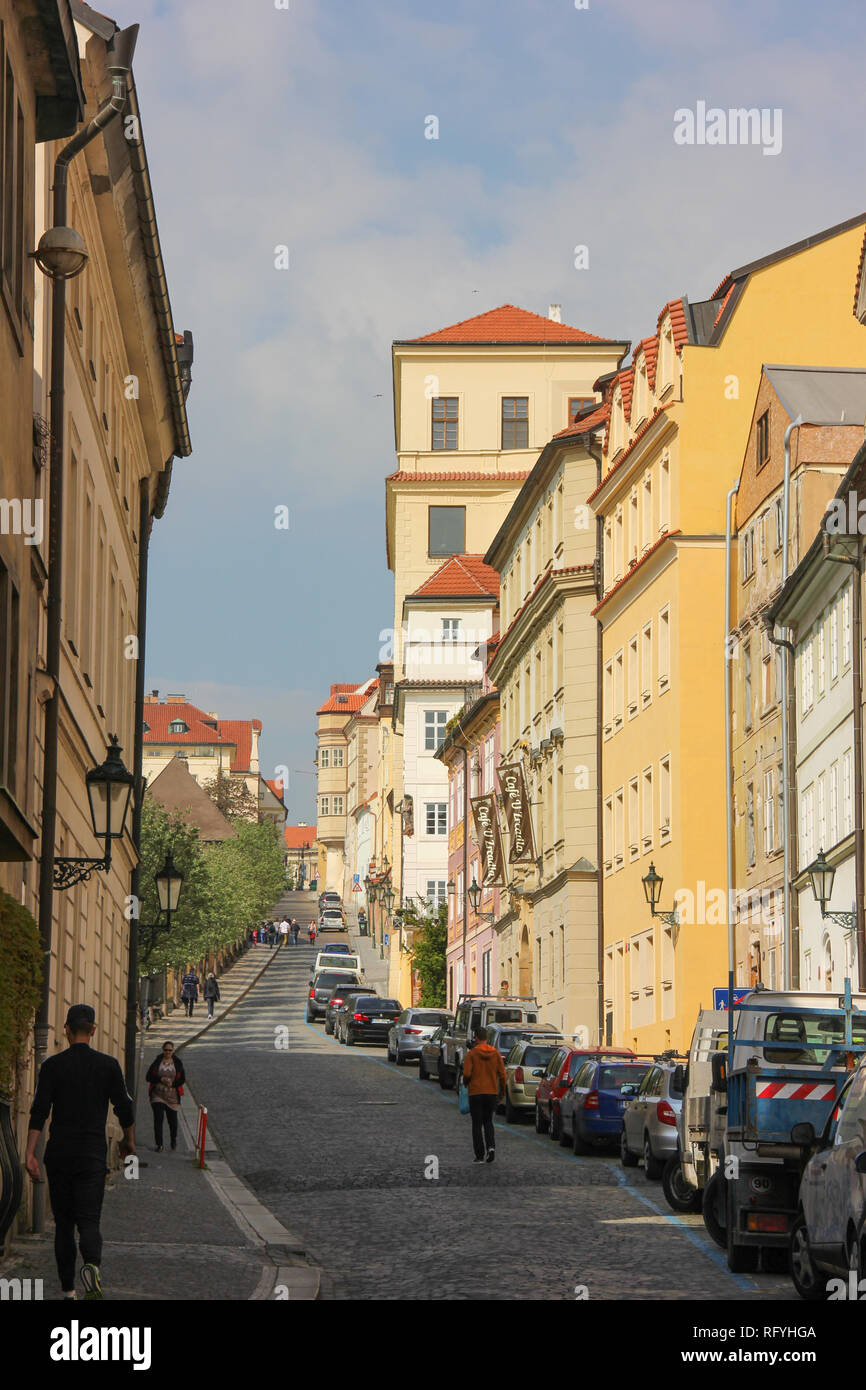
[34,26,138,1234]
[124,478,151,1101]
[779,415,801,990]
[823,533,865,988]
[584,432,605,1046]
[724,482,738,1061]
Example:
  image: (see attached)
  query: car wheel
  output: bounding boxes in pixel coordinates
[535,1104,548,1134]
[702,1170,727,1250]
[418,1057,428,1080]
[324,1019,333,1036]
[620,1126,638,1168]
[571,1120,590,1155]
[559,1114,573,1147]
[505,1094,517,1124]
[790,1214,829,1300]
[386,1045,395,1062]
[396,1050,407,1067]
[305,1007,313,1023]
[661,1155,701,1213]
[345,1029,354,1046]
[643,1134,664,1180]
[438,1059,455,1091]
[549,1106,561,1141]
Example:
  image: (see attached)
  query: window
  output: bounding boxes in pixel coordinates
[0,40,26,334]
[758,511,767,563]
[658,606,670,690]
[762,632,774,708]
[481,950,491,996]
[426,880,447,907]
[319,748,330,769]
[332,747,344,767]
[425,801,447,835]
[801,637,814,712]
[628,777,639,859]
[660,755,671,841]
[763,769,775,858]
[428,505,465,558]
[641,622,652,705]
[320,796,330,816]
[628,635,638,716]
[642,473,653,553]
[642,766,653,850]
[424,709,447,751]
[614,506,623,579]
[168,719,189,734]
[774,496,783,551]
[442,618,460,643]
[501,396,529,449]
[842,751,853,836]
[746,782,756,867]
[614,649,624,729]
[629,489,639,564]
[742,528,755,580]
[800,785,814,866]
[603,660,613,736]
[842,586,852,667]
[659,452,670,532]
[830,602,839,682]
[744,637,752,732]
[432,397,458,450]
[0,559,20,798]
[829,762,839,846]
[659,326,674,393]
[615,787,624,868]
[756,410,770,471]
[332,795,344,815]
[568,396,595,424]
[603,795,613,873]
[817,772,826,851]
[817,620,826,698]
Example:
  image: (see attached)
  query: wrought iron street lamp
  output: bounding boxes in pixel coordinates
[806,848,855,928]
[383,884,395,913]
[641,862,679,927]
[468,876,496,921]
[53,735,134,889]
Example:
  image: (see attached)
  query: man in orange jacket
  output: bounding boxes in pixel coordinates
[462,1026,506,1163]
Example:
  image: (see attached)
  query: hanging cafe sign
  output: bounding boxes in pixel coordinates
[497,762,536,862]
[470,793,505,887]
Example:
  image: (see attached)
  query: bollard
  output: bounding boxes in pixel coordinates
[196,1105,208,1168]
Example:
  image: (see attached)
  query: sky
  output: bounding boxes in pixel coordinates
[110,0,866,822]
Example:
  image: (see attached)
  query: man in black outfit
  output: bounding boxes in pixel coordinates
[25,1004,135,1301]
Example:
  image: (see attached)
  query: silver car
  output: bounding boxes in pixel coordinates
[387,1008,453,1065]
[620,1059,685,1177]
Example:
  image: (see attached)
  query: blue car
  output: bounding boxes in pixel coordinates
[559,1058,653,1154]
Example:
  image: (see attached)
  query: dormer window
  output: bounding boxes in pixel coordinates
[143,721,150,733]
[169,719,189,734]
[635,363,648,425]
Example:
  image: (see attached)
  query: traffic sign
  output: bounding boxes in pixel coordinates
[713,987,751,1010]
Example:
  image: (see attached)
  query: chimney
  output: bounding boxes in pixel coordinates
[548,304,562,323]
[143,692,158,705]
[166,693,186,703]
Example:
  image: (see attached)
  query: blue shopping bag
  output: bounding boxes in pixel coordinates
[458,1083,470,1115]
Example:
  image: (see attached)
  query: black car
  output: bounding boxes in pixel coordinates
[343,995,403,1046]
[325,984,370,1036]
[306,969,363,1022]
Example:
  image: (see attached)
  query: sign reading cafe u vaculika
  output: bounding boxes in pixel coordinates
[497,763,536,863]
[470,793,505,887]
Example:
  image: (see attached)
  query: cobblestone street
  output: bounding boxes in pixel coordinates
[184,919,794,1302]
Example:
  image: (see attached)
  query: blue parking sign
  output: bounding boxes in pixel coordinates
[713,987,751,1010]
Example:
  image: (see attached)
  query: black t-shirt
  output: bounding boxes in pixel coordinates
[29,1043,134,1159]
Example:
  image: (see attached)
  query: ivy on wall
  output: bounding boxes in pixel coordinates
[0,890,43,1102]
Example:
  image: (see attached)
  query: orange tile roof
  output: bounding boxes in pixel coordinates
[618,366,635,422]
[712,283,735,328]
[265,778,286,803]
[637,335,659,391]
[552,402,610,440]
[218,719,261,773]
[405,303,610,345]
[589,403,676,503]
[142,700,260,771]
[592,530,680,616]
[409,554,500,600]
[659,297,689,350]
[284,824,315,850]
[386,470,530,484]
[316,679,378,715]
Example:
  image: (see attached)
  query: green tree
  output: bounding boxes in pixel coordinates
[0,889,42,1100]
[201,770,258,821]
[137,800,213,973]
[406,898,448,1006]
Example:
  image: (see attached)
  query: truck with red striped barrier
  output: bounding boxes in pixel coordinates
[700,982,866,1273]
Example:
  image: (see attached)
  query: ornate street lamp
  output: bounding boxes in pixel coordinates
[641,861,679,926]
[383,884,395,913]
[806,848,854,928]
[468,876,496,921]
[54,735,135,889]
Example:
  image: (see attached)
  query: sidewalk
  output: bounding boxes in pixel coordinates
[345,899,390,994]
[3,919,321,1301]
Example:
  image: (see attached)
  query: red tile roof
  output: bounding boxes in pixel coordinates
[264,778,286,803]
[284,824,315,850]
[316,678,378,715]
[386,470,530,484]
[552,402,610,440]
[617,366,635,423]
[659,297,689,350]
[409,554,500,600]
[592,530,680,616]
[637,335,659,391]
[589,403,676,504]
[406,304,610,345]
[712,284,735,328]
[142,700,260,771]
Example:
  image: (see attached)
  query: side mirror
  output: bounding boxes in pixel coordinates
[621,1083,637,1097]
[791,1121,816,1146]
[673,1064,685,1093]
[531,1068,544,1078]
[855,1152,866,1175]
[710,1053,727,1093]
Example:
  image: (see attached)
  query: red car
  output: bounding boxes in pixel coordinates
[535,1045,636,1140]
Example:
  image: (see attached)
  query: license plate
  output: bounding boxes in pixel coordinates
[373,1017,389,1023]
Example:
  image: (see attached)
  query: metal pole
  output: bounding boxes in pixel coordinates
[724,483,739,1026]
[780,416,802,990]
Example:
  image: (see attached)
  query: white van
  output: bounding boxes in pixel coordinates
[313,951,362,977]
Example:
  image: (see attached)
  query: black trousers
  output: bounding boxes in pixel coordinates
[183,997,195,1016]
[152,1102,178,1147]
[44,1152,107,1291]
[469,1093,498,1159]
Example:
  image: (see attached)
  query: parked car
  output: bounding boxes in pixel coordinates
[419,1025,448,1081]
[559,1058,653,1154]
[790,1061,866,1299]
[306,969,363,1022]
[438,994,542,1089]
[341,995,403,1047]
[503,1039,563,1123]
[312,950,361,978]
[319,909,346,933]
[536,1046,636,1139]
[318,942,351,956]
[620,1058,685,1177]
[318,891,342,912]
[324,985,371,1036]
[387,1009,453,1065]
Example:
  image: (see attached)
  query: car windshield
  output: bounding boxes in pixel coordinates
[487,1009,525,1023]
[322,946,349,953]
[411,1012,450,1025]
[356,998,399,1011]
[598,1065,651,1091]
[522,1045,558,1067]
[316,972,360,987]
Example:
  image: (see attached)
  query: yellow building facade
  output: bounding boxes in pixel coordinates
[591,217,866,1054]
